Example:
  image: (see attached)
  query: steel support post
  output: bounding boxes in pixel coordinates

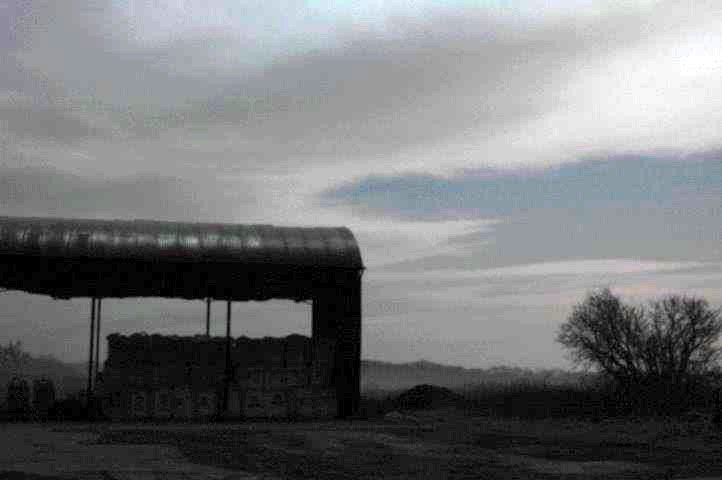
[206,297,211,336]
[223,300,232,414]
[346,280,362,417]
[334,283,361,418]
[86,298,96,410]
[94,298,102,381]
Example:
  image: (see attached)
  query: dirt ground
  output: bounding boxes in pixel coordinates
[2,410,722,479]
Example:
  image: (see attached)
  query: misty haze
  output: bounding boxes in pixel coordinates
[1,1,721,479]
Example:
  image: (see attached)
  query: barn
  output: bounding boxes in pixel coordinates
[0,216,363,419]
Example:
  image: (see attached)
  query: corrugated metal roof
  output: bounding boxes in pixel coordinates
[0,216,363,269]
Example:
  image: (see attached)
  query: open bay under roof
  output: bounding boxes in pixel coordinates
[0,216,364,301]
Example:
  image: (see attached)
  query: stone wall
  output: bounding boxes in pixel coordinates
[99,333,336,420]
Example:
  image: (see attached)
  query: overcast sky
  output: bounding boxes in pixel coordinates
[1,0,720,368]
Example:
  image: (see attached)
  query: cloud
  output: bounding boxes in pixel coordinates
[375,259,707,282]
[338,215,495,268]
[367,259,718,317]
[0,89,111,144]
[3,1,721,201]
[0,165,261,221]
[2,0,721,368]
[5,0,720,181]
[323,152,722,219]
[325,154,722,271]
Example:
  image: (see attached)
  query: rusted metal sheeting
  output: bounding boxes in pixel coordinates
[0,216,363,269]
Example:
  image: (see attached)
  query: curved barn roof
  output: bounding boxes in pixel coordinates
[0,216,362,268]
[0,216,363,300]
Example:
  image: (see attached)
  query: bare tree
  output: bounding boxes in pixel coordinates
[645,295,722,390]
[557,289,647,385]
[557,289,721,412]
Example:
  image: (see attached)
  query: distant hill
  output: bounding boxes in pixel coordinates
[361,359,587,393]
[2,340,586,404]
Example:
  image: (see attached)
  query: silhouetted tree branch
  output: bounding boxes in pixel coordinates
[557,288,721,413]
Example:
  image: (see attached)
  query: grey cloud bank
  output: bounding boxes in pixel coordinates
[1,1,721,367]
[322,153,722,221]
[0,165,262,221]
[5,1,720,176]
[323,153,722,270]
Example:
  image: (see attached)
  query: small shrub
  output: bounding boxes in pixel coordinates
[458,374,722,423]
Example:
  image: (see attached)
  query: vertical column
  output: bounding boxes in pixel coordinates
[312,297,320,339]
[205,298,211,336]
[86,298,96,409]
[337,277,361,418]
[223,300,232,414]
[311,273,362,418]
[312,289,338,388]
[94,298,102,380]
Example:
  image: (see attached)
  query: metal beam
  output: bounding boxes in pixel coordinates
[94,298,102,381]
[205,297,211,336]
[86,298,96,409]
[223,300,232,415]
